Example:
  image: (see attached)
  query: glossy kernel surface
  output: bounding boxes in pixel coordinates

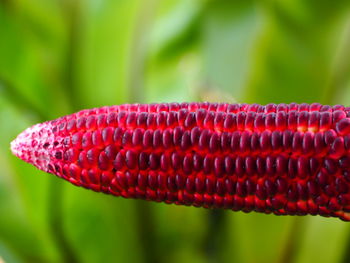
[11,102,350,221]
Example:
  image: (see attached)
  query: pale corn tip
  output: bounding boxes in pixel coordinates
[11,122,56,172]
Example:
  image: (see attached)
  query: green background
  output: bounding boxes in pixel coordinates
[1,0,350,262]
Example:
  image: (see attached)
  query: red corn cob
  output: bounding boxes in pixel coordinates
[10,102,350,220]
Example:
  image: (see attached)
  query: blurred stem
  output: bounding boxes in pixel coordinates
[323,18,350,105]
[277,217,306,263]
[202,209,227,263]
[47,179,78,263]
[134,202,160,263]
[0,75,48,120]
[62,0,83,112]
[341,227,350,263]
[127,1,160,263]
[127,0,158,103]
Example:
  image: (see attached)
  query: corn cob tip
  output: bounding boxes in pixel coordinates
[11,122,54,172]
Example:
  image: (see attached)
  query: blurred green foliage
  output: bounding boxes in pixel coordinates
[1,0,350,262]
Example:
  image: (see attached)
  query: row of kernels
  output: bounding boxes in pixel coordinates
[65,127,345,159]
[68,103,348,119]
[56,108,349,135]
